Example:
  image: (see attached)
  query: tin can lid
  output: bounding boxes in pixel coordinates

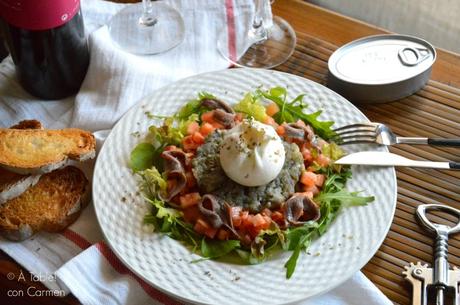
[328,34,436,85]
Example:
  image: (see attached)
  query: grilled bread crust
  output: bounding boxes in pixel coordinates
[0,166,89,241]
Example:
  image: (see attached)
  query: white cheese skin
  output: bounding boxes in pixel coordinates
[219,120,285,187]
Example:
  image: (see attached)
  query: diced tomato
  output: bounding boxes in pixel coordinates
[315,174,326,187]
[263,116,278,128]
[235,112,244,122]
[192,131,205,144]
[266,102,279,117]
[201,111,215,123]
[182,205,201,223]
[185,171,196,188]
[182,135,199,151]
[301,147,313,162]
[240,212,252,232]
[180,192,201,208]
[271,211,284,223]
[303,141,313,149]
[200,122,215,136]
[262,215,271,225]
[302,185,320,196]
[245,214,270,238]
[261,208,272,217]
[194,218,217,239]
[276,125,286,136]
[186,122,200,135]
[230,206,242,226]
[232,215,242,227]
[217,229,230,240]
[248,227,260,239]
[316,154,331,167]
[251,213,266,227]
[240,211,249,222]
[300,171,317,187]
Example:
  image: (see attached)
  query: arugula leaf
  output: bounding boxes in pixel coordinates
[285,223,318,251]
[257,87,335,139]
[234,93,267,122]
[285,234,312,278]
[201,239,240,258]
[130,143,157,172]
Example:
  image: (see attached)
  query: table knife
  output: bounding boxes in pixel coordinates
[334,151,460,170]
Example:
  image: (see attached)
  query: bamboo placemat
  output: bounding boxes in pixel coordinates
[275,33,460,305]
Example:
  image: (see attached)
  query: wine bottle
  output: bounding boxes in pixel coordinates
[0,0,90,100]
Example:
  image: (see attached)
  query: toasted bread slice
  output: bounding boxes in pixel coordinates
[0,166,89,241]
[0,120,43,204]
[0,168,41,205]
[0,128,96,174]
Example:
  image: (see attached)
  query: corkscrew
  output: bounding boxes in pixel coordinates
[403,204,460,305]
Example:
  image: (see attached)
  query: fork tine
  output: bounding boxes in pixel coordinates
[332,134,377,145]
[334,138,378,145]
[333,122,379,132]
[333,129,376,138]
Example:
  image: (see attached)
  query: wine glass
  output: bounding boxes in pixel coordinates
[217,0,296,68]
[108,0,185,55]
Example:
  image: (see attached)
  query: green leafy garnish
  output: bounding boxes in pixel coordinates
[257,86,335,139]
[234,92,267,122]
[281,168,374,278]
[129,143,157,172]
[133,88,375,280]
[141,167,167,198]
[201,239,241,258]
[322,142,345,161]
[284,233,313,278]
[316,190,374,209]
[176,92,215,120]
[148,118,184,147]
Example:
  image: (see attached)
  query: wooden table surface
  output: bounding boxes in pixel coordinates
[2,1,460,304]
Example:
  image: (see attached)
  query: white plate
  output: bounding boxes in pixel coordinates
[93,68,396,305]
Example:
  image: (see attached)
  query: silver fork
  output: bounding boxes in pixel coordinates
[333,122,460,146]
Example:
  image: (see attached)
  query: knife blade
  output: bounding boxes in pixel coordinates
[334,151,460,170]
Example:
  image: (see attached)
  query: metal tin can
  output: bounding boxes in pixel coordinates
[327,34,436,103]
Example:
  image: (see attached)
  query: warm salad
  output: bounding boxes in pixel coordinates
[130,87,374,278]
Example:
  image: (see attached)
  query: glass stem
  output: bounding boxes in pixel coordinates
[139,0,157,26]
[250,0,269,43]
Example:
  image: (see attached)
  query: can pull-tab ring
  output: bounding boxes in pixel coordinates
[398,47,430,66]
